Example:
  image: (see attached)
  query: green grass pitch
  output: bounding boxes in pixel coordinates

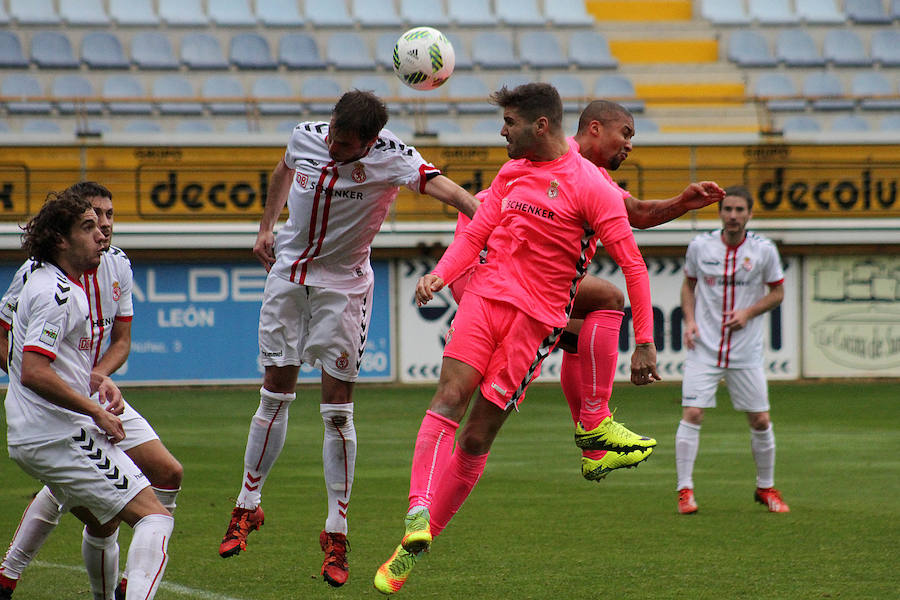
[1,380,897,599]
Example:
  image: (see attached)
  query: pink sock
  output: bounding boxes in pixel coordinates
[579,310,624,431]
[408,410,459,513]
[560,351,582,424]
[429,447,489,538]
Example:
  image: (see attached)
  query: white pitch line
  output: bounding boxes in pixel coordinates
[33,560,250,600]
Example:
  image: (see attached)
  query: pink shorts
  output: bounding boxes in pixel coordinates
[444,293,557,411]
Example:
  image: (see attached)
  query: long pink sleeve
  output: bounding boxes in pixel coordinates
[602,235,653,344]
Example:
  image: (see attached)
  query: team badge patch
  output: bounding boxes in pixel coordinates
[547,179,559,198]
[351,163,367,183]
[296,172,309,187]
[336,351,350,370]
[742,257,753,271]
[112,281,121,301]
[79,337,92,351]
[39,321,60,347]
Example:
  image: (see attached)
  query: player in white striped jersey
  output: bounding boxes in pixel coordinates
[0,182,182,600]
[2,190,173,600]
[218,90,478,587]
[677,185,789,515]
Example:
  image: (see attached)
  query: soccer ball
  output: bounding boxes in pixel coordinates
[392,27,455,91]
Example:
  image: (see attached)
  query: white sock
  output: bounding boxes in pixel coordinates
[82,527,119,600]
[151,486,180,515]
[321,403,356,535]
[675,420,701,491]
[750,424,776,489]
[236,387,294,509]
[123,514,173,600]
[1,486,63,578]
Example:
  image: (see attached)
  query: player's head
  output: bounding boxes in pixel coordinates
[328,90,389,162]
[719,185,753,235]
[66,181,113,251]
[490,83,564,159]
[575,100,634,171]
[23,189,103,272]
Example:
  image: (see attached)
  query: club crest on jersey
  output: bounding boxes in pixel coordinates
[39,322,60,347]
[742,257,753,271]
[547,180,559,199]
[336,351,350,370]
[351,163,367,183]
[296,172,309,187]
[79,337,91,351]
[112,281,121,301]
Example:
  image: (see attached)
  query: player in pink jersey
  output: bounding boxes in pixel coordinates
[374,83,656,595]
[677,185,788,515]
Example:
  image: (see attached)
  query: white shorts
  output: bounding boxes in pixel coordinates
[258,274,374,382]
[91,395,160,453]
[9,427,149,524]
[681,358,770,413]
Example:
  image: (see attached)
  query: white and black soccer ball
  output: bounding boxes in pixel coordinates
[392,27,455,91]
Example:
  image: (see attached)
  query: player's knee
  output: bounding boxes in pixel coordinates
[748,412,770,430]
[148,455,183,490]
[682,407,704,425]
[605,287,625,311]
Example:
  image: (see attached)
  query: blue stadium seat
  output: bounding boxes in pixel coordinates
[424,118,463,135]
[881,115,900,130]
[0,32,29,68]
[872,31,900,66]
[352,0,403,27]
[176,120,215,133]
[776,29,825,67]
[153,75,203,115]
[569,31,618,69]
[301,76,342,114]
[109,0,159,25]
[10,0,60,25]
[304,0,354,27]
[852,72,900,110]
[31,32,79,69]
[103,75,153,114]
[82,32,130,69]
[279,33,327,69]
[471,117,501,136]
[845,0,892,24]
[823,30,871,67]
[447,74,493,113]
[2,74,51,114]
[749,0,799,25]
[520,32,569,69]
[894,0,900,19]
[752,73,805,111]
[496,0,543,26]
[496,73,531,91]
[60,0,109,25]
[132,32,179,70]
[350,75,395,110]
[252,76,300,115]
[803,72,854,111]
[399,0,450,27]
[230,33,277,69]
[124,120,163,134]
[159,0,209,26]
[472,33,518,70]
[181,34,229,70]
[447,0,498,26]
[593,75,644,113]
[203,75,247,115]
[276,119,300,134]
[0,121,10,133]
[0,3,8,26]
[633,117,660,135]
[256,0,304,26]
[376,33,398,70]
[398,85,450,114]
[23,119,62,134]
[326,33,375,70]
[795,0,844,24]
[781,115,821,134]
[548,74,587,113]
[208,0,256,26]
[77,120,110,135]
[727,30,777,67]
[700,0,750,25]
[225,120,256,134]
[446,34,473,70]
[544,0,595,27]
[830,115,869,132]
[53,74,103,114]
[385,119,414,140]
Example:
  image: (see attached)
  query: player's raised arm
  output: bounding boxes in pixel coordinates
[423,174,479,219]
[624,182,726,230]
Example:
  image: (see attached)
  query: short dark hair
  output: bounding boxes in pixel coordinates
[576,100,633,134]
[66,181,112,202]
[22,190,94,264]
[720,185,754,211]
[331,90,389,143]
[490,83,563,129]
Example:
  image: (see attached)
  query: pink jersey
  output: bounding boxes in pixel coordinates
[433,145,653,342]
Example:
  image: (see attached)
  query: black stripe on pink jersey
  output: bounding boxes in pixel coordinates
[290,160,337,283]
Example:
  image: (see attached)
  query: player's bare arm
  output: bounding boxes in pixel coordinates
[415,274,445,307]
[681,277,699,349]
[93,318,130,378]
[254,158,293,270]
[624,182,725,230]
[724,283,784,331]
[423,175,479,219]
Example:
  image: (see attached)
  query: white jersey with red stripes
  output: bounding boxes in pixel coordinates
[684,229,784,369]
[271,122,439,292]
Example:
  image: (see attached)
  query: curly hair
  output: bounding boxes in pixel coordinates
[22,190,94,264]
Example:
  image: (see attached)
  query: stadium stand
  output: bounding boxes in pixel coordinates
[278,33,326,69]
[301,75,342,113]
[230,33,278,70]
[326,32,376,70]
[208,0,256,27]
[447,74,493,113]
[30,32,79,69]
[59,0,109,26]
[844,0,893,24]
[23,119,62,134]
[2,74,51,114]
[749,0,799,25]
[350,75,396,109]
[544,0,595,27]
[103,75,153,114]
[124,119,163,133]
[852,72,900,110]
[803,72,855,111]
[548,74,588,113]
[727,30,777,67]
[175,119,215,133]
[519,32,569,70]
[375,33,397,70]
[109,0,160,26]
[158,0,209,26]
[700,0,751,25]
[399,84,450,114]
[882,115,900,130]
[0,31,28,68]
[9,0,60,25]
[153,75,203,115]
[81,32,130,69]
[830,114,870,131]
[352,0,403,27]
[823,29,871,67]
[253,75,300,116]
[53,75,103,114]
[131,32,179,70]
[752,73,806,112]
[447,0,498,26]
[496,0,544,26]
[446,33,473,70]
[0,3,7,26]
[181,33,229,70]
[776,29,825,67]
[781,115,822,133]
[472,33,518,69]
[256,0,304,26]
[203,75,248,115]
[871,30,900,66]
[304,0,354,27]
[399,0,450,27]
[593,75,645,113]
[795,0,845,24]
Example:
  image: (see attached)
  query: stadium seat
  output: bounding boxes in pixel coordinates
[472,33,518,70]
[823,30,871,67]
[252,75,300,115]
[424,118,463,135]
[2,74,51,113]
[0,31,29,68]
[60,0,109,25]
[0,3,8,26]
[727,30,777,67]
[569,31,618,69]
[256,0,304,26]
[399,0,450,27]
[0,121,10,133]
[852,72,900,111]
[153,75,203,115]
[23,119,62,134]
[304,0,354,27]
[781,115,821,133]
[208,0,256,26]
[470,117,501,136]
[803,72,854,111]
[230,33,277,69]
[109,0,159,25]
[181,34,229,70]
[176,120,215,133]
[276,119,300,134]
[548,74,587,113]
[399,85,450,114]
[776,29,825,67]
[446,34,473,70]
[830,115,869,132]
[752,73,805,111]
[103,74,153,114]
[872,30,900,66]
[81,32,130,69]
[53,74,103,114]
[30,32,79,69]
[881,115,900,130]
[159,0,209,26]
[593,75,645,113]
[749,0,799,25]
[497,73,531,91]
[279,33,326,69]
[894,0,900,19]
[519,32,569,69]
[352,0,402,27]
[544,0,595,27]
[225,120,255,133]
[301,76,342,114]
[350,75,396,111]
[496,0,543,26]
[327,33,375,70]
[447,74,493,113]
[385,119,414,140]
[700,0,750,25]
[124,119,163,133]
[447,0,498,26]
[633,117,660,134]
[375,33,397,70]
[844,0,892,24]
[795,0,844,24]
[203,75,247,115]
[10,0,60,25]
[132,32,179,70]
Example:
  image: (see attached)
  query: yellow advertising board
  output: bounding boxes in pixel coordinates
[0,142,897,222]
